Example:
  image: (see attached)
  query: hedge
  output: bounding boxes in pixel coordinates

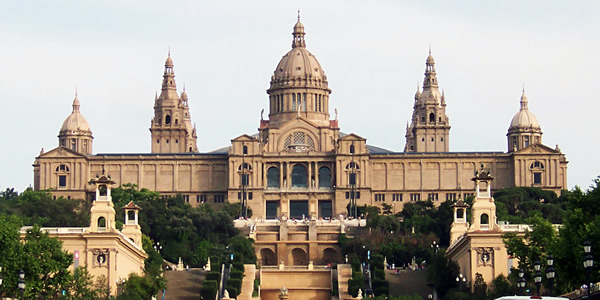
[201,280,218,300]
[206,272,221,283]
[227,278,242,295]
[230,270,243,280]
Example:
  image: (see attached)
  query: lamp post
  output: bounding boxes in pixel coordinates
[517,268,526,296]
[431,241,439,254]
[546,255,555,296]
[534,260,542,296]
[583,240,594,299]
[153,241,163,254]
[17,270,25,300]
[456,273,466,300]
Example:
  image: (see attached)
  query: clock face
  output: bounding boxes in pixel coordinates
[97,254,106,264]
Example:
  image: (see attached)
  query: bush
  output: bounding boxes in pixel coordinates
[206,272,221,283]
[227,278,242,294]
[332,279,339,296]
[230,270,243,279]
[372,278,388,296]
[233,262,245,272]
[226,286,239,297]
[201,280,218,300]
[373,267,385,280]
[348,278,361,298]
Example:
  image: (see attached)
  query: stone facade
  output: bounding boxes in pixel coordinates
[33,17,568,220]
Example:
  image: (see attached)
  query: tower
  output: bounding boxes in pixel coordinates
[58,93,93,155]
[265,14,332,128]
[122,201,142,248]
[404,51,450,152]
[150,53,198,153]
[88,171,117,233]
[469,166,498,232]
[507,89,542,152]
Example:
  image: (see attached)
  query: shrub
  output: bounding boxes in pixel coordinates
[233,262,244,272]
[372,278,388,296]
[206,272,221,283]
[226,286,239,297]
[227,278,242,294]
[200,280,218,300]
[230,270,243,280]
[373,267,385,280]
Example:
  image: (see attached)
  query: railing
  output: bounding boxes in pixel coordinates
[20,226,88,234]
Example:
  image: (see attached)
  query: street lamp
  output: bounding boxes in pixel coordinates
[546,255,555,296]
[583,240,594,299]
[534,260,542,296]
[456,273,467,300]
[517,268,526,296]
[18,270,25,300]
[154,241,163,254]
[431,241,439,254]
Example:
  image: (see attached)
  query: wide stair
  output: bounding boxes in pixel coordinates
[237,264,256,300]
[337,264,353,300]
[164,269,206,300]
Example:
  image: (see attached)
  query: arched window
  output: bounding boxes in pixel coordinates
[267,167,280,188]
[319,167,331,188]
[238,163,252,171]
[243,145,248,155]
[345,162,359,170]
[97,217,106,230]
[291,165,307,188]
[99,185,107,196]
[429,113,435,122]
[165,115,171,125]
[480,213,489,225]
[292,93,296,111]
[349,144,355,154]
[175,119,178,125]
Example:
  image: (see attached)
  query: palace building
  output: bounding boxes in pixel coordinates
[33,17,568,220]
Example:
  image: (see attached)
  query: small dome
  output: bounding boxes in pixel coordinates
[60,95,91,134]
[165,55,173,67]
[273,48,326,82]
[509,91,541,129]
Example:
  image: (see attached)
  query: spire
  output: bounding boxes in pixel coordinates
[292,11,306,48]
[161,51,177,92]
[423,49,437,88]
[520,87,528,111]
[414,83,421,101]
[72,92,80,113]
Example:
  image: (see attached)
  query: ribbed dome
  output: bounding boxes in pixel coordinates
[273,48,326,81]
[509,91,541,129]
[60,95,91,134]
[165,55,173,67]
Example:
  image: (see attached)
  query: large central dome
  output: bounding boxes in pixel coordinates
[266,16,332,127]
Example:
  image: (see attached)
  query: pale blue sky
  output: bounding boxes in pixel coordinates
[1,1,599,192]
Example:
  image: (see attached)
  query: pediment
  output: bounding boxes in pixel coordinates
[277,116,321,133]
[231,134,258,142]
[37,146,87,159]
[339,133,366,142]
[514,143,558,155]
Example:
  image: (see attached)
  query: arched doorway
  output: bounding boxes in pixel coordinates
[322,248,338,265]
[291,248,308,265]
[260,248,276,266]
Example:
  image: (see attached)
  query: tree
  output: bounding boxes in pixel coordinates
[472,273,487,300]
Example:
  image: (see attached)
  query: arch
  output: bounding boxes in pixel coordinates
[480,213,489,225]
[429,113,435,122]
[238,163,252,171]
[165,115,171,125]
[99,185,107,196]
[97,217,106,230]
[345,162,359,170]
[318,167,331,188]
[267,167,280,188]
[127,210,136,222]
[291,164,307,188]
[260,248,276,266]
[291,248,308,265]
[322,248,339,265]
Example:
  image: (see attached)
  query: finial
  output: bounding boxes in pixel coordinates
[168,47,171,57]
[297,10,300,21]
[429,44,431,55]
[75,88,78,98]
[183,83,186,92]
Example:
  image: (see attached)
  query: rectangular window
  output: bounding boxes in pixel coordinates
[182,195,189,203]
[241,174,249,186]
[197,194,207,203]
[375,194,385,202]
[393,194,402,202]
[427,193,438,201]
[463,193,474,199]
[214,194,225,203]
[524,136,530,147]
[533,172,542,185]
[266,201,279,219]
[349,173,357,185]
[446,193,457,201]
[58,175,67,187]
[410,193,421,201]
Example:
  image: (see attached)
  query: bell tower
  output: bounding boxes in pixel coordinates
[469,166,498,232]
[150,53,198,153]
[405,50,450,152]
[88,170,116,233]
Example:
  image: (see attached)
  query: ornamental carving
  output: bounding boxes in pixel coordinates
[475,247,494,267]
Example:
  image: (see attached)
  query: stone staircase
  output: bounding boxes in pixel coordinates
[337,264,353,300]
[164,269,206,300]
[237,264,257,300]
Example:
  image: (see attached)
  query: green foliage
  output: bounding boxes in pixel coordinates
[426,251,460,299]
[201,284,218,300]
[206,272,221,282]
[227,278,242,296]
[472,273,487,300]
[493,187,564,224]
[487,274,514,300]
[229,235,257,264]
[230,270,243,280]
[372,278,389,296]
[117,273,157,300]
[0,188,90,227]
[332,279,339,296]
[253,278,260,297]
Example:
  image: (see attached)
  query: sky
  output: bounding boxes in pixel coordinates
[0,1,598,192]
